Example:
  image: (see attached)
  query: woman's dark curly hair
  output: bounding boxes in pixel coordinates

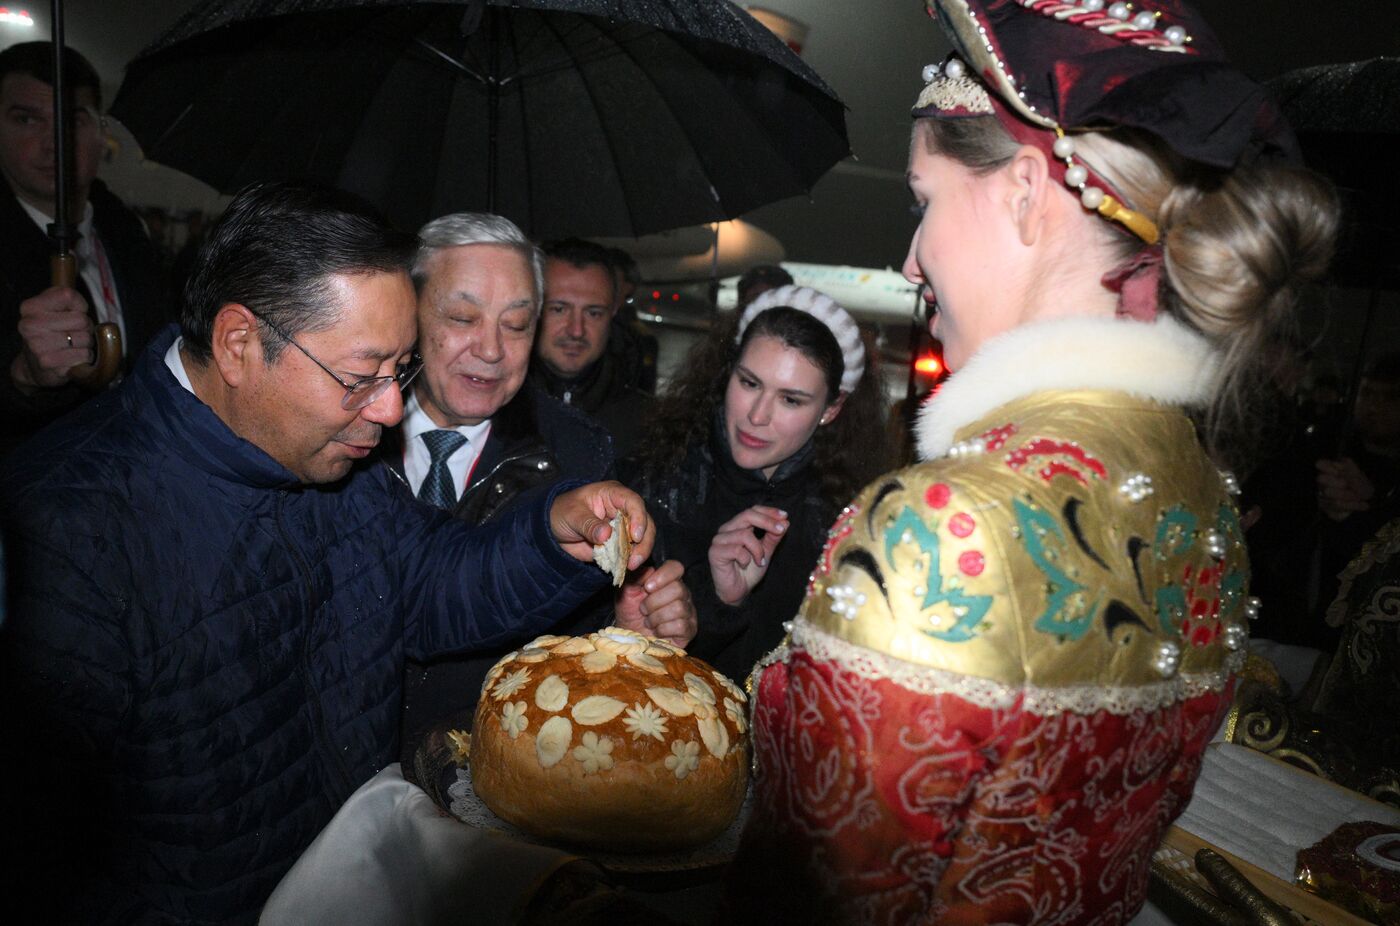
[632,307,894,506]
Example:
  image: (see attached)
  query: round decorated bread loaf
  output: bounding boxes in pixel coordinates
[470,626,750,852]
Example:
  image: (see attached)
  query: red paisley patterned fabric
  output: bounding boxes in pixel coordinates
[729,651,1231,924]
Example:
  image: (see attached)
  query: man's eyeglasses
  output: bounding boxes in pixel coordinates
[246,308,422,411]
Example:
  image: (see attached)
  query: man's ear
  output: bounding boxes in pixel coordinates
[1005,144,1054,248]
[209,304,262,388]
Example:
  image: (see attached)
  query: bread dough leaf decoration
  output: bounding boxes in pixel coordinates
[622,702,669,741]
[515,647,550,663]
[646,639,682,658]
[447,728,471,763]
[697,712,730,759]
[683,673,716,705]
[572,732,616,774]
[527,635,570,649]
[646,686,694,717]
[500,701,529,739]
[581,650,618,673]
[665,740,701,780]
[713,671,745,704]
[493,667,531,700]
[535,716,572,768]
[724,697,748,734]
[572,695,627,725]
[550,637,596,656]
[626,651,668,674]
[535,674,569,713]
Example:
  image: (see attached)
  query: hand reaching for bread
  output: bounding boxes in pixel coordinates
[708,505,788,606]
[550,480,654,573]
[614,560,697,648]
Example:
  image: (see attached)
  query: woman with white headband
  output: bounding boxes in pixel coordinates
[728,0,1339,923]
[623,284,892,683]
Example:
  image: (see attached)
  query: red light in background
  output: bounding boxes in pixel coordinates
[915,355,943,377]
[652,290,661,299]
[671,293,679,301]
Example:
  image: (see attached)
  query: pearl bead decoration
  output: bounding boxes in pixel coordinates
[1153,640,1182,677]
[1205,530,1227,560]
[943,57,965,80]
[1244,597,1262,621]
[1223,624,1248,652]
[1132,10,1157,30]
[826,584,865,619]
[946,436,988,459]
[1164,25,1187,45]
[1118,473,1154,502]
[1219,470,1241,496]
[1081,0,1105,10]
[1065,164,1088,188]
[1052,135,1076,159]
[1081,186,1105,209]
[922,63,939,84]
[1107,2,1131,21]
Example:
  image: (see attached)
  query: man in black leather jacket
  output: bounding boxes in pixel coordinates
[386,213,696,758]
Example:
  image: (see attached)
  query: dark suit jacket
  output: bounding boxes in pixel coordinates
[384,383,617,762]
[0,180,171,457]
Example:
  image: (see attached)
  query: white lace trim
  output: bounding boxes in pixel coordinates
[782,621,1242,717]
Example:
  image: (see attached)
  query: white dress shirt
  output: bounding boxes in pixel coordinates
[20,198,129,355]
[400,392,491,499]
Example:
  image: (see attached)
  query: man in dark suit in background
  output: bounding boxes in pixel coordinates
[0,42,168,455]
[389,213,695,756]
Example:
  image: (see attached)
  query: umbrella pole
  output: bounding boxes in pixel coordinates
[47,0,121,388]
[47,0,77,272]
[486,9,498,214]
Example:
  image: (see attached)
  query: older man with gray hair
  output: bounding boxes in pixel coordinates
[387,212,696,756]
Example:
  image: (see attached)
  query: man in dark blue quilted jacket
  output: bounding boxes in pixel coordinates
[0,182,654,924]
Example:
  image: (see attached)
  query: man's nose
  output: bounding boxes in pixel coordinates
[566,309,586,340]
[361,379,405,427]
[474,325,504,364]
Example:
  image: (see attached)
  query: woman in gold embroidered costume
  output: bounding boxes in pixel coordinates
[728,1,1338,923]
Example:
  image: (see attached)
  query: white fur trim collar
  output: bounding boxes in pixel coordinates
[915,315,1219,461]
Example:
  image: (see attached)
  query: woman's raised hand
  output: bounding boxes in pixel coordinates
[708,505,789,606]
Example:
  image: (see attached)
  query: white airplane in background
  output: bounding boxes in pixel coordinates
[714,262,921,323]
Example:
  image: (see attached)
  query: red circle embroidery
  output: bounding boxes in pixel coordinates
[949,512,975,538]
[925,483,951,508]
[959,550,985,576]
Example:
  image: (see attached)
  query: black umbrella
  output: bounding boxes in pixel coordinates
[1267,57,1400,292]
[109,0,850,238]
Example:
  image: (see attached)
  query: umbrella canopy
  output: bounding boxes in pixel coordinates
[1267,57,1400,291]
[109,0,850,238]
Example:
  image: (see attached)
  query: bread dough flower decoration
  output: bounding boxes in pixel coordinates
[492,667,531,700]
[572,732,616,774]
[665,740,702,780]
[622,702,669,741]
[500,701,528,739]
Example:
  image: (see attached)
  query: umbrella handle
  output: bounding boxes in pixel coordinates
[52,253,123,389]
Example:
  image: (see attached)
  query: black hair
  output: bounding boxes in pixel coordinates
[0,42,102,108]
[742,307,843,404]
[606,246,642,288]
[736,265,793,304]
[180,181,418,364]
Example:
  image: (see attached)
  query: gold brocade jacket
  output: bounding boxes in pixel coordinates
[790,313,1249,708]
[734,315,1251,925]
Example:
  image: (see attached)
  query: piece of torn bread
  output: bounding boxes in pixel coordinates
[592,511,632,587]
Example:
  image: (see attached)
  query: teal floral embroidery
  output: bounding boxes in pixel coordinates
[1152,505,1197,634]
[884,506,992,643]
[1013,498,1098,640]
[1216,504,1246,621]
